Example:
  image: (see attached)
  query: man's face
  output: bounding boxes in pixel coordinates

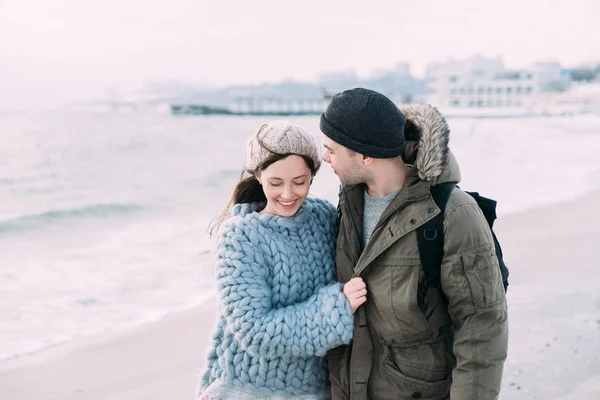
[322,136,367,185]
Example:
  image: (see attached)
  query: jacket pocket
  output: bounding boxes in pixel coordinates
[389,259,430,336]
[368,254,430,338]
[381,357,452,400]
[461,244,505,309]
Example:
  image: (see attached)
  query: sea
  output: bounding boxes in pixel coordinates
[1,109,600,365]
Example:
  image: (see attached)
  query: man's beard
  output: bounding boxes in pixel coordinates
[339,169,367,186]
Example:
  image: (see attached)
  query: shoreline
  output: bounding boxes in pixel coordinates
[0,302,218,400]
[0,301,217,369]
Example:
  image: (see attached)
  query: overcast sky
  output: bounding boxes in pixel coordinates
[0,0,598,109]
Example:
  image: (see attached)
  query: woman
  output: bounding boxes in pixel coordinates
[197,121,367,400]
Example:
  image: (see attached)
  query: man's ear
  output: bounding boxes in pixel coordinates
[362,155,374,166]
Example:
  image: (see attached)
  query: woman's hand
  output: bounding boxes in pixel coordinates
[343,277,367,313]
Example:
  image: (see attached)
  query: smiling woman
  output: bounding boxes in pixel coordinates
[209,121,322,231]
[197,121,367,400]
[249,123,320,220]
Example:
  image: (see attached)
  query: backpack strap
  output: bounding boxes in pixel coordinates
[416,182,456,295]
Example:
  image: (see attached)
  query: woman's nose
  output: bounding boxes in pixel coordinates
[282,185,292,199]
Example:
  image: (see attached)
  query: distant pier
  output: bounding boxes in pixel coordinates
[171,95,330,116]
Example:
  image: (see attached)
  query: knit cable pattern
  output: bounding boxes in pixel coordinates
[199,197,353,396]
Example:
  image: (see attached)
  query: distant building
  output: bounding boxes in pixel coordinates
[318,64,426,104]
[534,81,600,114]
[425,56,571,110]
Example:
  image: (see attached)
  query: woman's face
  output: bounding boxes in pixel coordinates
[257,155,312,217]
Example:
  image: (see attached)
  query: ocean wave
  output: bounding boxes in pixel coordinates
[0,203,144,233]
[0,290,217,362]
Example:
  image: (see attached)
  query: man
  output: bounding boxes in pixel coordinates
[320,88,508,400]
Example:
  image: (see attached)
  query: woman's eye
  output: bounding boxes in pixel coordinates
[294,181,306,186]
[269,182,282,187]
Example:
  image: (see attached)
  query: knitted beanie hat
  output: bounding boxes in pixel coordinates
[320,88,406,158]
[245,121,322,173]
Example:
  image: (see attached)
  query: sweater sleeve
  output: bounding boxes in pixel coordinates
[216,228,353,358]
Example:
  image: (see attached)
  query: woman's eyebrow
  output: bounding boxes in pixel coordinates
[268,175,309,181]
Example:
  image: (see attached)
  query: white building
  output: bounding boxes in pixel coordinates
[425,56,571,112]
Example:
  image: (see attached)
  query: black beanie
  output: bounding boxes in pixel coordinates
[320,88,406,158]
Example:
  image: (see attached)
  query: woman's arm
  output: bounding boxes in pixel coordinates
[216,228,353,358]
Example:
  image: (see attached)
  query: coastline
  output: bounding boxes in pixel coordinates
[0,301,218,400]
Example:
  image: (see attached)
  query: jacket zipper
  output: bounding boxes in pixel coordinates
[345,193,429,398]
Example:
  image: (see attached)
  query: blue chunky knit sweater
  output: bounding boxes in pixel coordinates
[199,197,354,397]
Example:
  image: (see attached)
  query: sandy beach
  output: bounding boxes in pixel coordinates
[1,191,599,400]
[0,303,218,400]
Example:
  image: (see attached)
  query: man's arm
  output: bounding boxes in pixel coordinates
[440,198,509,400]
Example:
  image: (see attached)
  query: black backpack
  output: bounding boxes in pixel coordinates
[416,182,509,298]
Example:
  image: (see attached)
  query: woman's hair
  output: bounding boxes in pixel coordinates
[208,125,318,236]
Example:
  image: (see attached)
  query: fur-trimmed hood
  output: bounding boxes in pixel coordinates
[399,103,461,185]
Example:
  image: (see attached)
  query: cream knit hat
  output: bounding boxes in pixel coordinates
[245,121,322,174]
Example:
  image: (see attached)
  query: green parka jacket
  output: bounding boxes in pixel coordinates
[328,104,509,400]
